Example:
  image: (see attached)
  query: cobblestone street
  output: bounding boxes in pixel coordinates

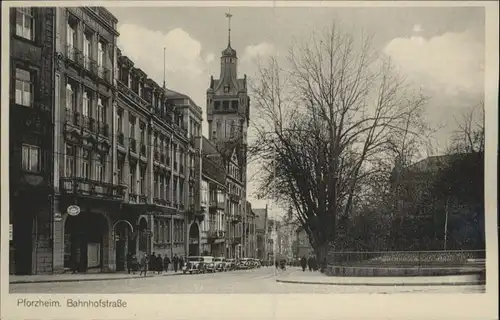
[10,267,486,294]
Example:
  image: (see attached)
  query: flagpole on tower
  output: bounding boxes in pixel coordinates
[163,47,166,89]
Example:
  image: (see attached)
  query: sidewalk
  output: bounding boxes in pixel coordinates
[276,269,485,286]
[10,270,184,284]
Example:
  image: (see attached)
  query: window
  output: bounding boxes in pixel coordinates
[16,8,34,40]
[230,120,235,137]
[81,149,90,179]
[83,33,92,69]
[15,68,33,107]
[66,22,76,59]
[82,91,89,117]
[129,164,136,193]
[129,118,136,138]
[97,97,106,122]
[21,144,40,172]
[140,124,145,144]
[116,109,123,132]
[117,157,124,184]
[140,167,146,195]
[65,145,75,177]
[95,153,104,181]
[154,173,158,198]
[179,179,184,204]
[216,121,221,138]
[224,85,229,93]
[97,41,104,75]
[159,175,164,200]
[65,83,74,111]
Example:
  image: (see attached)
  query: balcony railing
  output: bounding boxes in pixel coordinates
[65,45,82,64]
[98,122,109,137]
[153,198,168,206]
[60,177,126,201]
[154,149,160,162]
[139,195,148,204]
[65,111,80,126]
[207,229,224,240]
[129,137,137,153]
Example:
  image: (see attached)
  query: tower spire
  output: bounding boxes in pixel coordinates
[225,10,233,47]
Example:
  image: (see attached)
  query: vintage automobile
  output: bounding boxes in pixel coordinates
[213,257,226,272]
[237,258,251,269]
[182,256,205,274]
[202,256,216,272]
[225,258,236,270]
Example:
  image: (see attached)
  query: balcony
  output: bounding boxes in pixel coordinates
[207,229,224,241]
[138,195,148,204]
[97,122,109,137]
[117,132,124,146]
[129,138,137,154]
[65,111,80,126]
[82,116,96,132]
[153,198,168,206]
[189,135,196,148]
[98,66,112,84]
[179,165,184,175]
[60,177,126,201]
[231,214,242,223]
[229,193,241,202]
[65,45,83,65]
[154,149,160,162]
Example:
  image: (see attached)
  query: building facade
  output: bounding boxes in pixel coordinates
[296,226,314,258]
[52,7,121,273]
[9,7,56,275]
[243,202,257,258]
[206,24,250,259]
[253,206,268,260]
[200,137,227,256]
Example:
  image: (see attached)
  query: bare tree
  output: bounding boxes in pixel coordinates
[249,23,429,260]
[450,101,485,154]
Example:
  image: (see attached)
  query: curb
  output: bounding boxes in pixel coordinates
[276,279,486,286]
[10,272,184,284]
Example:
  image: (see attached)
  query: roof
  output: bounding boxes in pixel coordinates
[164,88,188,99]
[222,44,237,57]
[202,136,219,156]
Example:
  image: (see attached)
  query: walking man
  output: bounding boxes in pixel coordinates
[140,253,149,277]
[300,256,307,272]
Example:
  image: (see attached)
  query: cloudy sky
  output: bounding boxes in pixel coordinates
[107,4,485,213]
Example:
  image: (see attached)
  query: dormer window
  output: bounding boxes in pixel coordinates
[224,85,229,93]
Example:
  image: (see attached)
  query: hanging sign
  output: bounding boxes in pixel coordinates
[9,224,13,241]
[67,205,81,216]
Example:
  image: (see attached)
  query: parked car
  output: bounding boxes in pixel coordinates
[202,256,216,272]
[238,258,251,269]
[225,258,236,270]
[183,256,205,274]
[213,257,226,272]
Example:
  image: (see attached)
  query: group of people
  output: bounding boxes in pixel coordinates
[126,252,185,277]
[300,256,319,272]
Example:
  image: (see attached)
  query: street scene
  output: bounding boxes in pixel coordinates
[6,4,489,299]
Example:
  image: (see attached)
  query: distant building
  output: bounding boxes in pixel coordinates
[253,206,268,260]
[296,226,314,258]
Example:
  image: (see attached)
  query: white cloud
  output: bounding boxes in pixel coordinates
[241,42,276,62]
[412,24,423,33]
[117,24,211,114]
[205,53,215,63]
[384,29,484,96]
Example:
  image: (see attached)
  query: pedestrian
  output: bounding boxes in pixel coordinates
[307,256,313,271]
[163,255,171,272]
[275,260,279,269]
[157,253,163,274]
[179,256,185,271]
[131,254,138,274]
[149,252,156,272]
[140,253,149,277]
[173,254,179,272]
[300,256,307,272]
[126,252,133,274]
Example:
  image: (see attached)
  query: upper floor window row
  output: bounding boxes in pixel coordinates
[15,8,35,41]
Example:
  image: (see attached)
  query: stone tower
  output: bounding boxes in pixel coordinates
[206,13,250,183]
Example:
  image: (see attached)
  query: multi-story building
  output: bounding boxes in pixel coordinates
[296,226,314,258]
[9,7,56,275]
[114,52,202,266]
[243,201,257,258]
[253,206,268,260]
[206,20,250,259]
[52,7,120,273]
[276,207,298,261]
[199,137,226,256]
